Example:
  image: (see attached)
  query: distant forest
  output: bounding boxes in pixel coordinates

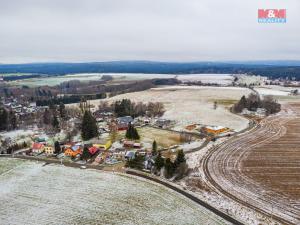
[1,61,300,80]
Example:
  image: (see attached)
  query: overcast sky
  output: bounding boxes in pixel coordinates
[0,0,299,63]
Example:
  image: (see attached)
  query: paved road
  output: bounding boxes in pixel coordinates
[202,105,299,225]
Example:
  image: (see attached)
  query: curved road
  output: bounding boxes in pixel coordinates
[203,105,300,225]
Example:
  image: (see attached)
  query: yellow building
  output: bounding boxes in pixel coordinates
[44,146,55,155]
[204,126,229,135]
[93,140,112,150]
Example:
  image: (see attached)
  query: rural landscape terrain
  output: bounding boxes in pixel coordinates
[1,64,300,224]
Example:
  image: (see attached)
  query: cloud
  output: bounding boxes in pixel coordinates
[0,0,299,63]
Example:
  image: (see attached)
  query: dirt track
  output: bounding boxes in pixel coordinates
[202,104,300,225]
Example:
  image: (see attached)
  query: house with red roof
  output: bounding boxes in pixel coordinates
[32,143,45,154]
[88,146,99,155]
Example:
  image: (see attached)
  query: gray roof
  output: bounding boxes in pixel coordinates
[117,116,133,124]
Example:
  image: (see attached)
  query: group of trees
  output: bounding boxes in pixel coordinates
[5,141,29,154]
[114,99,165,118]
[126,139,187,180]
[154,149,187,179]
[150,140,187,179]
[0,107,17,131]
[81,110,99,141]
[232,93,281,115]
[125,123,140,140]
[42,102,67,131]
[36,93,107,106]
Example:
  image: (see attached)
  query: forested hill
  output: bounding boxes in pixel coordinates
[1,61,300,79]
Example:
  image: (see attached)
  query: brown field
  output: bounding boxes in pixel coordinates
[201,103,300,224]
[242,103,300,200]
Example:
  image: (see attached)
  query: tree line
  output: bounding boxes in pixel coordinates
[0,107,17,131]
[113,99,165,118]
[36,93,107,106]
[232,93,281,115]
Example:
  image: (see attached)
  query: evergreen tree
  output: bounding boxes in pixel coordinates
[154,152,164,170]
[132,127,140,140]
[81,110,99,140]
[175,149,186,167]
[82,146,91,161]
[125,123,140,140]
[164,158,175,178]
[9,110,17,130]
[43,108,51,125]
[152,140,157,156]
[54,141,61,154]
[59,102,66,119]
[0,107,8,131]
[125,123,133,139]
[114,99,133,117]
[52,115,59,129]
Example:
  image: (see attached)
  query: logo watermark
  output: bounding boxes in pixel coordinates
[258,9,286,23]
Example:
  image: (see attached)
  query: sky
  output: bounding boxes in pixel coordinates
[0,0,299,63]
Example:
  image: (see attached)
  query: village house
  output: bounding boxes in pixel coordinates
[64,145,82,157]
[155,119,172,128]
[93,140,112,151]
[123,140,134,148]
[44,145,55,156]
[144,155,156,170]
[203,126,229,135]
[32,143,45,154]
[116,116,133,130]
[123,140,141,149]
[88,146,99,155]
[125,150,136,160]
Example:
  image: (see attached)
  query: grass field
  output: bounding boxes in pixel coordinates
[138,126,184,148]
[0,158,227,225]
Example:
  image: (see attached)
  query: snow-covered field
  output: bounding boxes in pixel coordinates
[255,87,290,96]
[11,73,234,87]
[235,74,267,86]
[83,86,251,131]
[0,158,227,225]
[177,74,233,85]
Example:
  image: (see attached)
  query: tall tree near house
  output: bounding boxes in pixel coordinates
[154,152,164,170]
[132,127,140,140]
[109,121,118,142]
[59,102,66,119]
[0,107,8,131]
[174,149,188,179]
[43,108,52,125]
[81,110,99,141]
[52,115,60,130]
[82,146,91,161]
[174,149,186,167]
[152,140,157,156]
[164,158,175,178]
[9,110,17,130]
[54,141,61,154]
[125,123,140,140]
[125,123,133,139]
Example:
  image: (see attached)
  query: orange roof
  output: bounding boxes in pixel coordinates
[32,143,44,150]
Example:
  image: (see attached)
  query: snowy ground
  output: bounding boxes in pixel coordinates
[81,86,251,132]
[0,158,227,225]
[235,74,267,86]
[12,73,235,87]
[176,74,233,85]
[0,129,34,139]
[255,87,290,96]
